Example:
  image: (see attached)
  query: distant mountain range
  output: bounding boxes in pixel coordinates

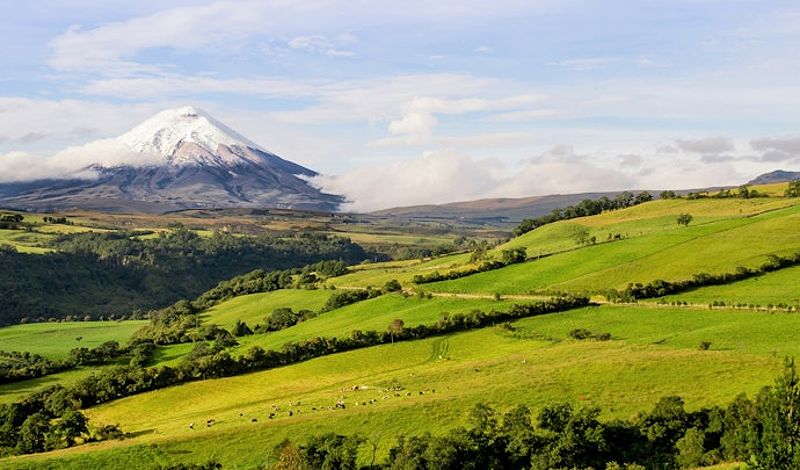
[373,169,798,226]
[0,107,343,213]
[371,192,659,226]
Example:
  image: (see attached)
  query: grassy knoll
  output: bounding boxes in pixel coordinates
[0,321,147,360]
[661,264,800,307]
[7,304,793,468]
[426,203,800,295]
[200,289,333,330]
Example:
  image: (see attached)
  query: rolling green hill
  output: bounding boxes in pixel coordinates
[424,202,800,295]
[4,192,800,468]
[6,304,795,469]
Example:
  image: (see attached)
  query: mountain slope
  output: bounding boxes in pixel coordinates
[0,107,343,213]
[749,169,800,185]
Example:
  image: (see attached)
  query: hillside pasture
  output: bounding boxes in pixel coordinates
[426,203,800,295]
[200,289,333,330]
[0,321,147,360]
[229,293,519,355]
[8,304,796,468]
[661,264,800,307]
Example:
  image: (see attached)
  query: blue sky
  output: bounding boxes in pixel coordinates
[2,0,800,209]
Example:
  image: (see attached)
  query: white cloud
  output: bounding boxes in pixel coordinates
[287,34,355,57]
[474,46,493,54]
[0,139,160,183]
[0,98,160,147]
[750,136,800,154]
[312,146,637,211]
[385,94,545,143]
[47,0,550,75]
[674,136,735,154]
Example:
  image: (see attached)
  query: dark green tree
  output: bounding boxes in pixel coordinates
[677,213,693,226]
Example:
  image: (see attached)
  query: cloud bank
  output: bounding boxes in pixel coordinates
[0,139,160,183]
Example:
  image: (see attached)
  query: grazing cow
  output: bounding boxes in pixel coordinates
[251,418,258,423]
[288,411,293,417]
[189,423,194,430]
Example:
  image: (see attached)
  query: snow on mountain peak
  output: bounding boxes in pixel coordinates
[116,106,264,167]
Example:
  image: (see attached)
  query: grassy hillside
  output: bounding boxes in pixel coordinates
[7,304,794,469]
[661,264,800,307]
[228,294,520,356]
[0,321,147,360]
[4,194,800,468]
[326,252,473,288]
[200,289,333,330]
[425,202,800,295]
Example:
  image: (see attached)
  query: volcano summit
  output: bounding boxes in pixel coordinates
[0,107,343,213]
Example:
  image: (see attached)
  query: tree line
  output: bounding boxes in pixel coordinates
[0,341,154,385]
[412,248,527,284]
[513,192,654,237]
[606,252,800,302]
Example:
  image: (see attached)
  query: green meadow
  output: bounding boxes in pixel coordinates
[425,203,800,295]
[228,293,520,355]
[3,195,800,468]
[661,264,800,307]
[6,304,793,469]
[200,289,333,329]
[0,321,147,360]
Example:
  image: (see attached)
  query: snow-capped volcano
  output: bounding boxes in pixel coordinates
[0,106,343,213]
[117,106,263,167]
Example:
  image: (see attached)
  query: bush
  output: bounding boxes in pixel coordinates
[384,279,402,292]
[699,341,712,351]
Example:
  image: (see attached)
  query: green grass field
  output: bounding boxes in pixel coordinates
[0,367,116,405]
[661,264,800,307]
[200,289,333,330]
[326,252,473,288]
[0,321,147,360]
[228,293,520,355]
[4,196,800,468]
[425,203,800,296]
[0,229,54,253]
[6,304,792,469]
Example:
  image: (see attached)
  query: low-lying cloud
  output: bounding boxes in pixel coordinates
[0,139,160,183]
[311,147,638,212]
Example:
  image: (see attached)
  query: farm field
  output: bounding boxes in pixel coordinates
[5,303,792,469]
[200,289,333,330]
[0,367,114,406]
[424,203,800,295]
[228,293,521,356]
[661,264,800,307]
[0,321,147,360]
[325,252,473,288]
